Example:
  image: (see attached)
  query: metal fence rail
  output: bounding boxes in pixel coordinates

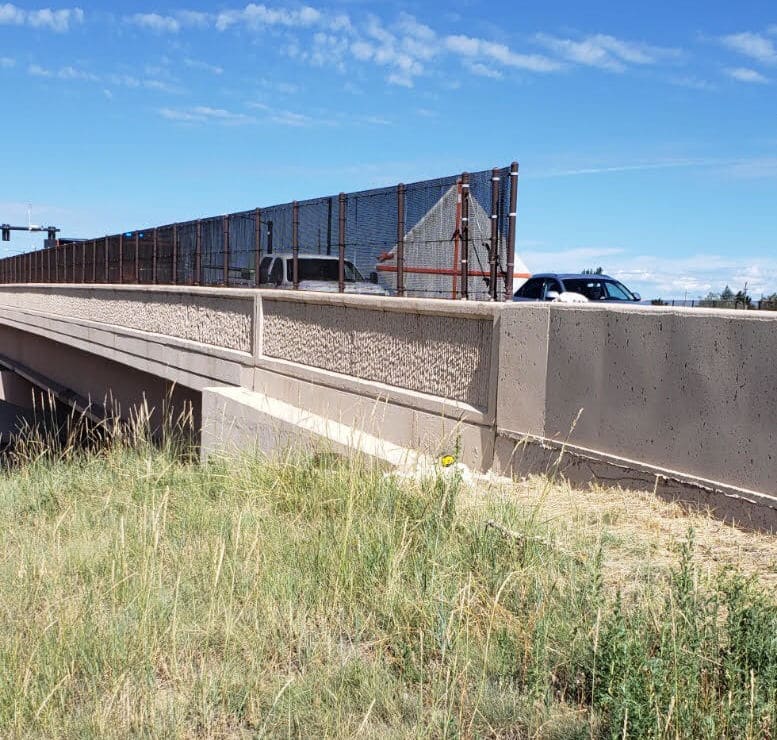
[0,163,520,300]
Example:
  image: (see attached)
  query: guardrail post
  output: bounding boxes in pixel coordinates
[504,161,519,301]
[489,167,500,301]
[396,183,405,297]
[253,208,261,287]
[338,193,346,293]
[292,201,299,289]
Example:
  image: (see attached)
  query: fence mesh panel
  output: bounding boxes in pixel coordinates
[0,165,519,299]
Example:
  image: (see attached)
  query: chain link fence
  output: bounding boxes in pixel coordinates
[0,164,524,300]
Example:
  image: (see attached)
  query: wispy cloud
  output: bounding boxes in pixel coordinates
[127,13,181,33]
[720,32,777,65]
[0,56,14,68]
[0,4,83,31]
[248,101,334,127]
[160,105,254,124]
[445,34,562,73]
[215,4,322,31]
[28,62,181,92]
[183,57,223,75]
[535,33,680,72]
[532,156,777,179]
[725,66,770,84]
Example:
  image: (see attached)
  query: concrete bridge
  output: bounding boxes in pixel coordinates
[0,284,775,530]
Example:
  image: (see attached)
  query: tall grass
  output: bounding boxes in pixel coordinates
[0,416,774,737]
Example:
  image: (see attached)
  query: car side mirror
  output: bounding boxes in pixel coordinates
[546,290,560,301]
[369,271,379,284]
[633,293,641,301]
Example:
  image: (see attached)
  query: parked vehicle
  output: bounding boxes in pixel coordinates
[513,273,641,303]
[257,253,387,295]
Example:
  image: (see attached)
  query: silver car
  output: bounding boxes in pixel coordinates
[258,253,387,295]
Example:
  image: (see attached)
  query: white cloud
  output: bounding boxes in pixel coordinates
[725,66,770,84]
[467,62,502,79]
[0,4,83,31]
[0,56,15,68]
[26,62,181,92]
[183,57,223,75]
[216,3,321,31]
[445,34,562,72]
[128,13,180,33]
[160,105,253,124]
[721,32,777,65]
[535,33,679,72]
[0,4,24,24]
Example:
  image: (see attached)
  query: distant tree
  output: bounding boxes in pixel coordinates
[703,291,720,301]
[651,298,667,306]
[720,285,734,301]
[582,266,604,275]
[734,290,752,309]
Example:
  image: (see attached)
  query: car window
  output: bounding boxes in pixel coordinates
[544,279,563,296]
[286,257,364,282]
[259,256,272,284]
[516,277,544,299]
[561,279,607,300]
[268,258,283,285]
[604,280,634,300]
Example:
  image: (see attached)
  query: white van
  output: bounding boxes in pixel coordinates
[257,253,387,295]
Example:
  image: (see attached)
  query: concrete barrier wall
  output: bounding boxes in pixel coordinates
[496,304,777,518]
[1,285,776,527]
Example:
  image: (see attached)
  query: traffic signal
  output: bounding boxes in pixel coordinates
[1,225,9,242]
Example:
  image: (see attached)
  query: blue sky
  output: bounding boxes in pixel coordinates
[1,1,776,298]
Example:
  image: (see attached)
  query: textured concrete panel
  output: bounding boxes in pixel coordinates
[262,300,493,408]
[0,287,253,352]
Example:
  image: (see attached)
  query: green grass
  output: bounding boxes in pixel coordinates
[0,428,775,738]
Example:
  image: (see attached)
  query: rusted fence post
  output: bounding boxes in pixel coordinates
[81,240,86,283]
[489,167,500,301]
[253,208,261,287]
[338,192,346,293]
[152,228,158,284]
[221,216,229,286]
[396,183,405,297]
[134,232,140,283]
[504,161,518,301]
[267,221,273,255]
[118,233,124,284]
[195,220,202,286]
[172,224,178,285]
[92,240,97,283]
[461,172,469,300]
[292,201,299,289]
[103,237,108,282]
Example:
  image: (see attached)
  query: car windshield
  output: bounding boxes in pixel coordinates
[562,278,635,301]
[287,258,364,282]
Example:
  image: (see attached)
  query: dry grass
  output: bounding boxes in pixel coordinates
[464,474,777,595]
[0,421,775,737]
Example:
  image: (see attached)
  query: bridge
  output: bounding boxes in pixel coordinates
[0,283,775,530]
